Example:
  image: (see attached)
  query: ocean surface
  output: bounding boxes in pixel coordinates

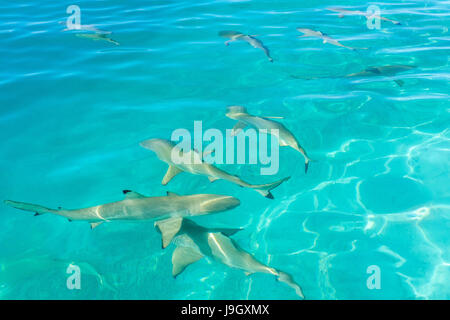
[0,0,449,299]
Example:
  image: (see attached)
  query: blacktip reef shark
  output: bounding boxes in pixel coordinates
[4,190,240,229]
[327,7,401,25]
[154,217,305,299]
[297,28,367,50]
[345,65,416,86]
[75,33,120,45]
[59,21,112,34]
[140,138,289,199]
[226,106,311,173]
[291,64,415,87]
[219,30,274,62]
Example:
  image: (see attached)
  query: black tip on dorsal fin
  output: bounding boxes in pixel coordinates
[58,206,62,210]
[34,213,40,216]
[68,219,72,222]
[122,190,132,194]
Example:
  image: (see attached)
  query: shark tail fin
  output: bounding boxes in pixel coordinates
[276,271,305,299]
[4,200,57,216]
[251,176,290,199]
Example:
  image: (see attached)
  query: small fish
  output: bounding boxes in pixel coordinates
[327,8,401,25]
[219,30,273,62]
[296,28,367,50]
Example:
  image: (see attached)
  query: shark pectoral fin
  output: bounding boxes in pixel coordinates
[231,121,247,136]
[208,176,219,183]
[154,217,183,249]
[244,271,253,276]
[90,222,104,230]
[172,246,204,278]
[162,165,182,185]
[394,79,404,87]
[122,190,146,199]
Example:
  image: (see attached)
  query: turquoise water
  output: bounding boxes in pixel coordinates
[1,0,449,299]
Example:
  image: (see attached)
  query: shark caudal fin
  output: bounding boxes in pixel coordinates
[251,176,290,199]
[4,200,57,216]
[277,271,305,299]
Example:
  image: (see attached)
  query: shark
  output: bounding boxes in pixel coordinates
[140,138,290,199]
[296,28,367,50]
[59,21,112,34]
[219,30,274,62]
[155,217,305,299]
[226,106,311,173]
[345,65,416,86]
[291,64,415,87]
[4,190,240,229]
[75,33,120,45]
[327,7,401,25]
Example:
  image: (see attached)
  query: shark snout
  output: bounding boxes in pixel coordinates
[139,138,168,151]
[200,195,240,213]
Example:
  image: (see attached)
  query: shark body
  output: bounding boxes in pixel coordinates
[219,30,273,62]
[4,190,240,228]
[155,217,305,299]
[226,106,311,173]
[327,7,401,25]
[346,65,416,86]
[296,28,366,50]
[140,138,289,199]
[75,33,120,45]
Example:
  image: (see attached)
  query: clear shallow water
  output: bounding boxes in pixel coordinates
[0,0,449,299]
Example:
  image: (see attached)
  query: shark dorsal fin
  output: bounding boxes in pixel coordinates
[172,245,203,278]
[122,190,145,199]
[166,191,180,197]
[154,217,183,248]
